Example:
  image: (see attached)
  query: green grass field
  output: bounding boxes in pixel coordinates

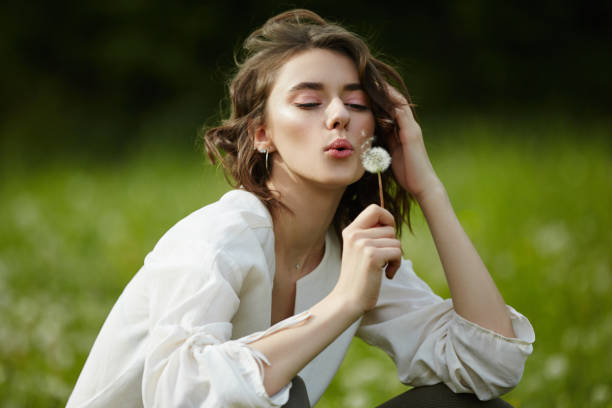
[1,117,610,407]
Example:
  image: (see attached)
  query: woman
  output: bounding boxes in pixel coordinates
[67,9,534,408]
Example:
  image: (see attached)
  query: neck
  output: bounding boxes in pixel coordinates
[267,173,344,282]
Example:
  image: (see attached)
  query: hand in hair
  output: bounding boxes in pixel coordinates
[386,85,443,203]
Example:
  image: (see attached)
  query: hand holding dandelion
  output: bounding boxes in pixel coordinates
[361,132,391,208]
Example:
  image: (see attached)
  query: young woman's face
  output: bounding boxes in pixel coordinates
[260,48,375,191]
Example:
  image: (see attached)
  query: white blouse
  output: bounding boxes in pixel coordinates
[67,189,535,407]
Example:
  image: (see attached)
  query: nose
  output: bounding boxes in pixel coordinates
[325,98,350,130]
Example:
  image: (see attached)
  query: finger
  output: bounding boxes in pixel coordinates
[350,204,395,230]
[350,225,396,240]
[373,247,402,270]
[394,105,418,131]
[385,84,409,106]
[383,83,417,124]
[367,238,402,249]
[385,258,401,279]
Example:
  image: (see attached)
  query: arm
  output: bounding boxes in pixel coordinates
[357,260,534,400]
[247,292,357,397]
[144,206,402,403]
[385,86,514,338]
[417,184,515,337]
[249,204,403,396]
[141,227,314,408]
[142,242,287,408]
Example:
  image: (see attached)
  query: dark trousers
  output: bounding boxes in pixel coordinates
[282,377,513,408]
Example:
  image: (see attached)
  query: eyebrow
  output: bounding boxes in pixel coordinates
[288,82,363,93]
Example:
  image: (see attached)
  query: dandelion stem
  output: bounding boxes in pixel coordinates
[378,172,384,208]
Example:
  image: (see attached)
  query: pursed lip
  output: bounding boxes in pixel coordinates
[325,138,354,152]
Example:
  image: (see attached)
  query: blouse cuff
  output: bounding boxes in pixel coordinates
[452,305,535,346]
[446,305,535,399]
[236,311,312,405]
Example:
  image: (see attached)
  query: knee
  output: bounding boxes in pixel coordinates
[376,383,513,408]
[282,376,310,408]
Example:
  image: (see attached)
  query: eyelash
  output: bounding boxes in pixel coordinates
[295,103,369,111]
[295,103,320,109]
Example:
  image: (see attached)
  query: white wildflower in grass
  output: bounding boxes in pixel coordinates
[360,131,391,208]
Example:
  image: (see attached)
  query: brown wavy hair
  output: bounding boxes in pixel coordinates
[203,9,415,237]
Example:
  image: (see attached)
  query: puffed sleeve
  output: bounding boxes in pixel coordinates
[141,238,309,407]
[356,259,535,401]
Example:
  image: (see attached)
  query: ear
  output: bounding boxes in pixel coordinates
[253,124,276,152]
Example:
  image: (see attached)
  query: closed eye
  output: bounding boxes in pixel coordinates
[346,103,369,111]
[295,103,321,109]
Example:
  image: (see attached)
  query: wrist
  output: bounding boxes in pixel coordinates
[414,179,447,205]
[322,290,364,324]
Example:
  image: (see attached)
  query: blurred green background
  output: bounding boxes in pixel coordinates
[1,1,611,407]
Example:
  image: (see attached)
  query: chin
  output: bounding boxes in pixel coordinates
[318,171,364,189]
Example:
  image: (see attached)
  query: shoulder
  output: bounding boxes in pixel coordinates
[145,189,274,267]
[174,188,271,240]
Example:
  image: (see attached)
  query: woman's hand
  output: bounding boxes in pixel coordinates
[332,205,402,317]
[386,85,443,201]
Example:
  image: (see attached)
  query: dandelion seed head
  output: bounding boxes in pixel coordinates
[361,146,391,173]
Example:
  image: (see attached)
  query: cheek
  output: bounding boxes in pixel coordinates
[269,107,314,150]
[357,116,376,145]
[356,110,375,128]
[274,106,307,131]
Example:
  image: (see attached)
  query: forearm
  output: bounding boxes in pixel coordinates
[249,293,359,397]
[416,183,516,338]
